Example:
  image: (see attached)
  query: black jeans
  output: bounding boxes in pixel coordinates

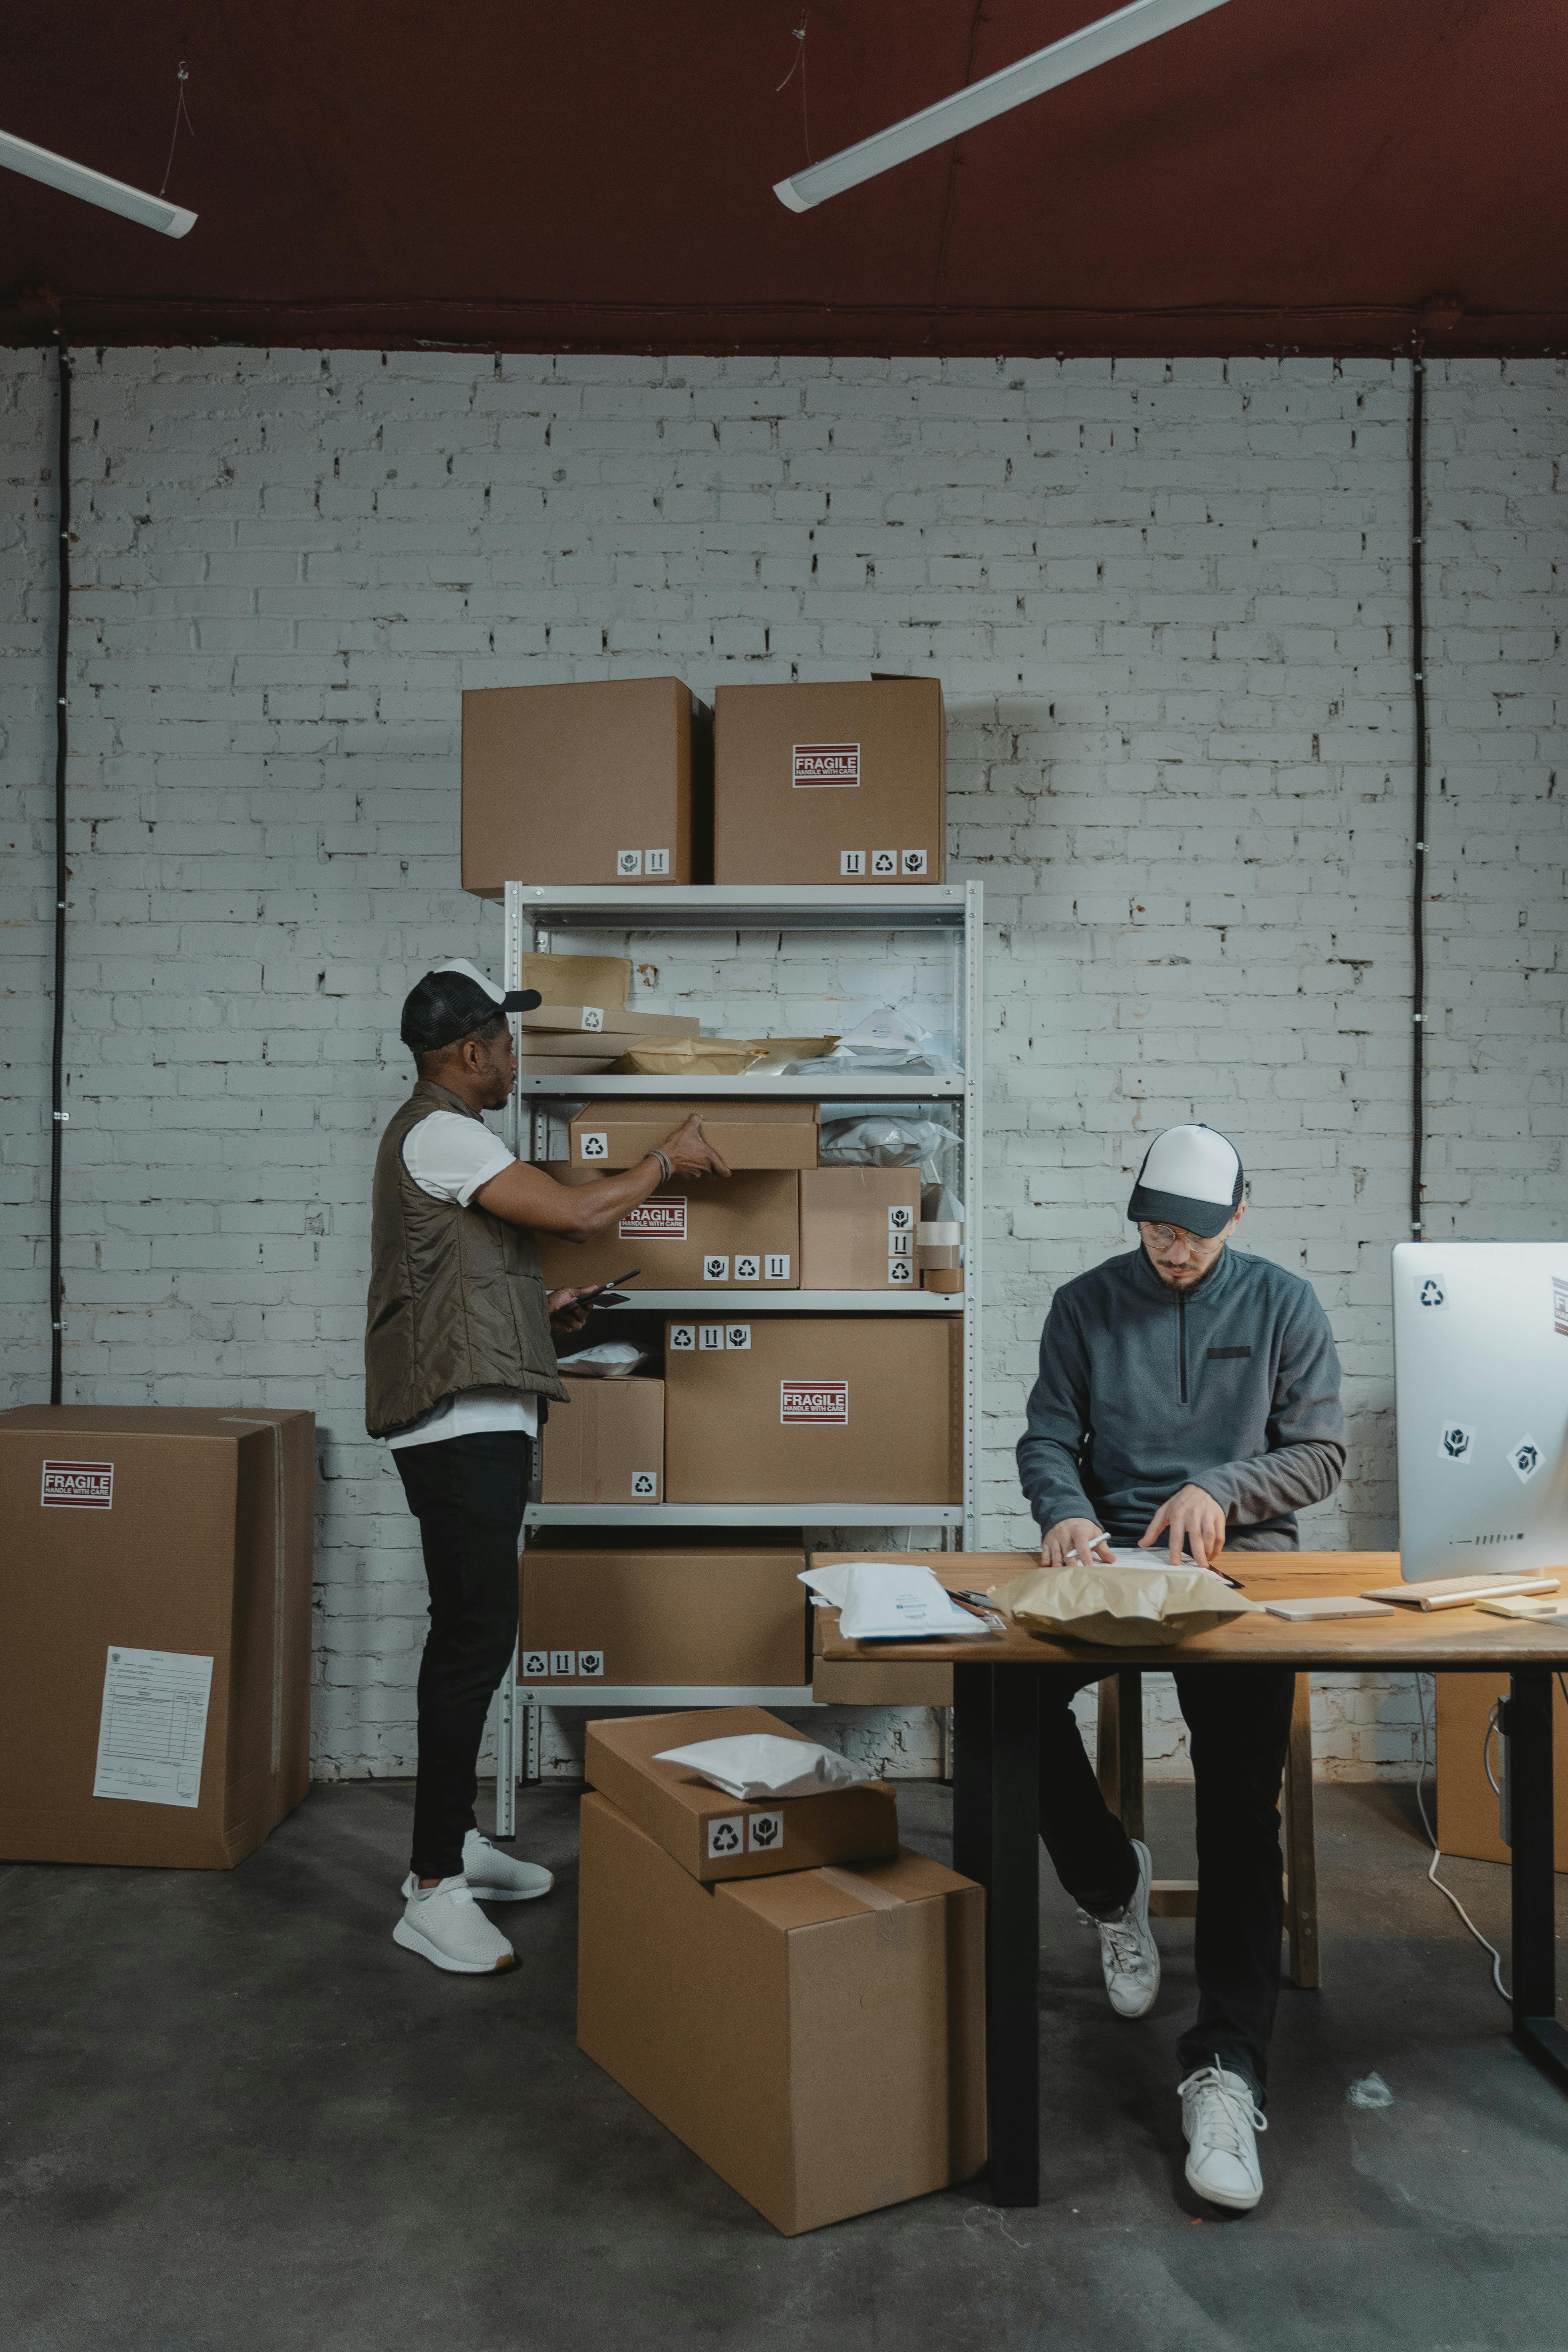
[393,1432,529,1881]
[1038,1662,1298,2101]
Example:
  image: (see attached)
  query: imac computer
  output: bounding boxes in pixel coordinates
[1392,1241,1568,1581]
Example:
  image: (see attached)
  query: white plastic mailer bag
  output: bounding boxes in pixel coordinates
[654,1733,878,1801]
[800,1561,991,1641]
[992,1562,1257,1649]
[556,1342,645,1378]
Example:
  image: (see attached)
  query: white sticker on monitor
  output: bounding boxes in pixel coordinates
[1414,1271,1448,1310]
[747,1811,784,1854]
[1438,1422,1475,1465]
[616,850,644,876]
[707,1816,745,1858]
[1554,1275,1568,1338]
[1507,1436,1544,1484]
[93,1646,214,1809]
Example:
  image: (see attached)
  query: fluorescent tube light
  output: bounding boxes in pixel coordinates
[773,0,1232,211]
[0,126,197,237]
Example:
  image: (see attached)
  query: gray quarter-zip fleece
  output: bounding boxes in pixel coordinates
[1016,1244,1345,1549]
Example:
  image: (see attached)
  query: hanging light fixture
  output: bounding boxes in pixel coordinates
[773,0,1232,212]
[0,126,196,236]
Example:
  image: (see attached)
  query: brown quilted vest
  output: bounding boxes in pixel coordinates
[364,1079,568,1440]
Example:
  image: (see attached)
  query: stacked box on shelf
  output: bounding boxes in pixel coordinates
[521,1545,811,1689]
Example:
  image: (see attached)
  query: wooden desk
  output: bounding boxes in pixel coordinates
[815,1549,1568,2207]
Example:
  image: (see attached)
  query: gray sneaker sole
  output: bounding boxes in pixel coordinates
[392,1917,517,1974]
[463,1874,554,1904]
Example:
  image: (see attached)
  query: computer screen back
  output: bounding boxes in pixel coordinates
[1393,1242,1568,1580]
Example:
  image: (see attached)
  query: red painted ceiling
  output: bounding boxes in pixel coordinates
[4,0,1563,354]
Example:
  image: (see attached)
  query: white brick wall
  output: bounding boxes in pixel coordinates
[2,350,1564,1785]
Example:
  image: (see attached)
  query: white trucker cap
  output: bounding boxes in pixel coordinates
[1127,1124,1244,1240]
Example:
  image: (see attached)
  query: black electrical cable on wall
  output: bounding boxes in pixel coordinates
[49,336,71,1404]
[1409,352,1427,1241]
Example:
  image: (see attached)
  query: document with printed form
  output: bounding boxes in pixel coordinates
[93,1646,215,1808]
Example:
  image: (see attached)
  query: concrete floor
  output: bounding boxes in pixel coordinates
[4,1778,1567,2352]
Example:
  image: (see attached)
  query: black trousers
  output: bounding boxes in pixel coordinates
[393,1432,529,1881]
[1038,1661,1298,2101]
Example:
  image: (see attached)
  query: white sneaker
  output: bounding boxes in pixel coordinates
[1091,1838,1160,2018]
[461,1828,554,1903]
[1178,2062,1268,2211]
[392,1875,517,1975]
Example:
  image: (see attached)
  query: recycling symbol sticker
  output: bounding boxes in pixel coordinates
[1417,1275,1447,1309]
[707,1817,744,1858]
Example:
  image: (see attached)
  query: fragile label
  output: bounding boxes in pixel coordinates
[621,1195,686,1239]
[93,1645,213,1809]
[41,1459,114,1509]
[781,1381,849,1425]
[793,741,860,788]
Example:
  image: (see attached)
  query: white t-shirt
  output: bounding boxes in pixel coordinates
[384,1111,542,1452]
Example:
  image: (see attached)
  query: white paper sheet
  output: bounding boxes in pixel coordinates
[93,1645,214,1809]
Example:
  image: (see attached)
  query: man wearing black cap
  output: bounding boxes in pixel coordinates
[366,959,730,1976]
[1016,1124,1345,2213]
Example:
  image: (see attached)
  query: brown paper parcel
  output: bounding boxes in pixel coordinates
[991,1563,1258,1648]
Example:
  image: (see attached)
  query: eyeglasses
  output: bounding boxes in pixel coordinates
[1142,1222,1210,1251]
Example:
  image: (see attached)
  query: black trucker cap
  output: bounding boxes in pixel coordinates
[1126,1123,1245,1240]
[399,957,541,1055]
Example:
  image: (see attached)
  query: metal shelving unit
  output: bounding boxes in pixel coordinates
[493,879,982,1828]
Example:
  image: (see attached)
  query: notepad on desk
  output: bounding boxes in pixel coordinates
[1264,1595,1399,1622]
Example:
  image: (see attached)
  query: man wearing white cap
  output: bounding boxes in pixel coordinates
[1017,1124,1345,2213]
[365,960,731,1976]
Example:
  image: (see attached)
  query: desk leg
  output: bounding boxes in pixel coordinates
[981,1669,1041,2206]
[1509,1667,1568,2090]
[952,1663,993,1891]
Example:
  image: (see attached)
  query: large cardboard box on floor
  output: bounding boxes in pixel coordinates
[799,1166,922,1291]
[578,1791,984,2234]
[0,1406,314,1870]
[1437,1671,1568,1870]
[521,1547,811,1689]
[536,1164,800,1291]
[539,1378,664,1504]
[584,1706,897,1880]
[664,1315,961,1505]
[713,677,945,886]
[568,1098,819,1172]
[461,677,712,896]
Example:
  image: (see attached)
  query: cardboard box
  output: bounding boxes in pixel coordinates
[540,1379,664,1504]
[536,1164,800,1291]
[584,1707,899,1883]
[521,953,630,1009]
[521,1549,809,1687]
[517,1005,698,1038]
[0,1406,314,1870]
[578,1792,984,2234]
[1436,1671,1568,1870]
[568,1099,819,1172]
[517,1054,619,1076]
[664,1315,961,1505]
[810,1606,954,1706]
[713,678,945,886]
[462,677,713,896]
[799,1167,922,1291]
